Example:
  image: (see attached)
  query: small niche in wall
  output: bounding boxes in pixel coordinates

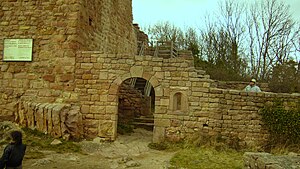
[170,91,188,114]
[173,92,182,110]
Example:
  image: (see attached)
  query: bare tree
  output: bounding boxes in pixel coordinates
[145,21,184,48]
[197,0,248,80]
[246,0,300,81]
[145,21,201,53]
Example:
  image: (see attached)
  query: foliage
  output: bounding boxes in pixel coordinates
[260,100,300,146]
[269,60,300,93]
[194,56,248,81]
[146,20,249,81]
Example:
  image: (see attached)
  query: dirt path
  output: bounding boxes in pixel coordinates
[22,128,176,169]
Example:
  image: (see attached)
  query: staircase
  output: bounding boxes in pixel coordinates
[129,77,152,96]
[132,115,154,131]
[134,78,147,95]
[154,41,178,58]
[140,41,178,58]
[128,78,154,130]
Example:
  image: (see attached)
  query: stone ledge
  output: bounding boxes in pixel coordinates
[244,152,300,169]
[16,102,83,140]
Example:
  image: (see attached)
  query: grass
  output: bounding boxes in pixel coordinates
[24,149,46,159]
[169,147,244,169]
[148,136,245,169]
[21,128,82,159]
[149,135,300,169]
[148,142,169,150]
[266,143,300,155]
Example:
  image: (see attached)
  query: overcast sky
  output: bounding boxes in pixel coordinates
[132,0,300,30]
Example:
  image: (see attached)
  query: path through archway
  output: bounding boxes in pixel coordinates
[117,77,155,135]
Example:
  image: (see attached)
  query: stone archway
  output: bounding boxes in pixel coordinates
[108,66,163,141]
[117,77,155,135]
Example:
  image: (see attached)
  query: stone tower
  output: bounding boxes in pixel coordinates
[0,0,137,120]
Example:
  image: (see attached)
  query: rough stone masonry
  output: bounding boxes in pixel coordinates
[0,0,299,149]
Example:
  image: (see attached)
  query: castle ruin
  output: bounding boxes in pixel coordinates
[0,0,299,147]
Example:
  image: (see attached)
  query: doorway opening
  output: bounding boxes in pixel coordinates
[117,77,155,135]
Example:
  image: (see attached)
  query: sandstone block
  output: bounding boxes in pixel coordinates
[98,120,114,137]
[105,106,117,114]
[81,105,90,114]
[153,126,166,143]
[59,74,74,82]
[43,74,55,82]
[154,119,170,127]
[82,74,93,80]
[90,106,105,114]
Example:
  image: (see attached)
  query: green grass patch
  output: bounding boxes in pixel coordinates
[24,149,46,159]
[170,147,243,169]
[148,142,169,150]
[22,128,82,155]
[149,140,244,169]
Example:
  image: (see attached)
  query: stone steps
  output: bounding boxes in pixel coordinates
[134,78,147,95]
[133,116,154,131]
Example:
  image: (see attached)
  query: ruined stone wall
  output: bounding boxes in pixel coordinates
[215,81,270,92]
[77,0,136,53]
[74,51,211,139]
[166,89,299,147]
[0,0,81,120]
[0,0,137,120]
[0,1,298,144]
[16,102,83,140]
[74,51,299,146]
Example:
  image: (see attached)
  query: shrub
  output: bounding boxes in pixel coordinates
[260,100,300,145]
[269,61,299,93]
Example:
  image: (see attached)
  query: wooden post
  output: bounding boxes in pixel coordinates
[170,41,173,58]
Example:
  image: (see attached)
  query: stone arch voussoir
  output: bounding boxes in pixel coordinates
[109,69,161,104]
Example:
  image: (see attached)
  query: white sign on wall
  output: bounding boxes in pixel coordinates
[3,39,33,61]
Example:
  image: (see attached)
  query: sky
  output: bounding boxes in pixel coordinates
[132,0,300,30]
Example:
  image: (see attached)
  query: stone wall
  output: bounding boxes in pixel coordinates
[165,89,299,147]
[0,1,299,147]
[1,46,299,145]
[16,102,83,140]
[244,152,300,169]
[0,0,136,120]
[74,51,299,147]
[0,0,80,120]
[77,0,136,53]
[74,52,201,139]
[215,81,270,92]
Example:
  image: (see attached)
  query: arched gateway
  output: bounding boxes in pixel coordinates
[109,66,161,140]
[1,0,299,148]
[73,51,300,146]
[75,52,200,142]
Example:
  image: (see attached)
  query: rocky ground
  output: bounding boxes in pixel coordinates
[0,123,176,169]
